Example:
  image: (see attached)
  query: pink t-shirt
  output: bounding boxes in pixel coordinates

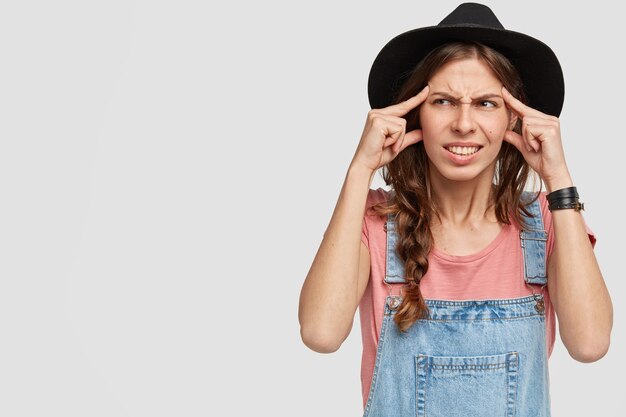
[358,187,596,408]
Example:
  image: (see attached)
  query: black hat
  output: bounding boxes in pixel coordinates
[367,2,565,117]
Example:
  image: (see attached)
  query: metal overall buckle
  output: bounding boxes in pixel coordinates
[528,282,547,313]
[386,282,406,311]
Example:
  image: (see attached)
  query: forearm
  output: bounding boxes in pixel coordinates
[298,162,375,351]
[547,179,613,362]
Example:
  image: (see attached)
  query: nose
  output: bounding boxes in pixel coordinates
[451,103,476,136]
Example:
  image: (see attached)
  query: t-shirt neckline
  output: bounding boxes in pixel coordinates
[431,222,512,263]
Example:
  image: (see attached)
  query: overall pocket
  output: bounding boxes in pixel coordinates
[415,352,518,417]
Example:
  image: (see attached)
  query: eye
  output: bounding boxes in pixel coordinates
[479,100,497,108]
[434,98,451,105]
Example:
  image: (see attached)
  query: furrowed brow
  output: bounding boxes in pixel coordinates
[431,92,460,100]
[474,93,503,101]
[431,92,503,101]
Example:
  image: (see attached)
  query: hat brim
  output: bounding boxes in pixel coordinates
[368,25,564,117]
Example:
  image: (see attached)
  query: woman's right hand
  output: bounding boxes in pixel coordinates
[352,85,430,173]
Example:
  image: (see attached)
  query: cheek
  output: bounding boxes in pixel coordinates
[421,132,442,159]
[484,117,509,140]
[419,108,442,134]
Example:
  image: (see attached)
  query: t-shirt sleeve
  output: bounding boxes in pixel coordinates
[361,187,386,251]
[540,191,597,256]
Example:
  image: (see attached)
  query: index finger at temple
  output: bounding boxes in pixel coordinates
[502,86,528,118]
[378,85,430,117]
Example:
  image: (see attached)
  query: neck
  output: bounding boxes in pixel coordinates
[428,164,497,227]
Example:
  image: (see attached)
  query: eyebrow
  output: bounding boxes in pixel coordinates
[431,92,503,101]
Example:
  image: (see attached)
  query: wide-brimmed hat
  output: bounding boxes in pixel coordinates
[367,2,565,117]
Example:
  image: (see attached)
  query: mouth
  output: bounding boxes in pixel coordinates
[444,145,483,156]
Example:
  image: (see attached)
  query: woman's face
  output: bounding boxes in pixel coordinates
[418,57,517,185]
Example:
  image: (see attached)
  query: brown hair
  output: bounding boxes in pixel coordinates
[367,41,542,332]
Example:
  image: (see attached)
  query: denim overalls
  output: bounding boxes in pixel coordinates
[363,191,551,417]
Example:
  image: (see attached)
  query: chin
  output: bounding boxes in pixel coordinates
[430,161,496,184]
[441,170,487,183]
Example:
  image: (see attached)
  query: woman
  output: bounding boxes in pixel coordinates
[298,3,613,416]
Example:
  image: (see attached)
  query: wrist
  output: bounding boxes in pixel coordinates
[546,185,585,212]
[544,174,574,194]
[348,161,377,183]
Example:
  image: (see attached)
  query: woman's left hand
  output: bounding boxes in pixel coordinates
[501,86,573,191]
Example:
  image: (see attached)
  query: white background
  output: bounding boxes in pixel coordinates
[0,0,621,415]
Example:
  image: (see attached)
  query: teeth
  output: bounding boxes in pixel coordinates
[447,146,480,155]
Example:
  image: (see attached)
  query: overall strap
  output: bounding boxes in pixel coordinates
[383,188,406,284]
[519,191,548,286]
[384,212,406,284]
